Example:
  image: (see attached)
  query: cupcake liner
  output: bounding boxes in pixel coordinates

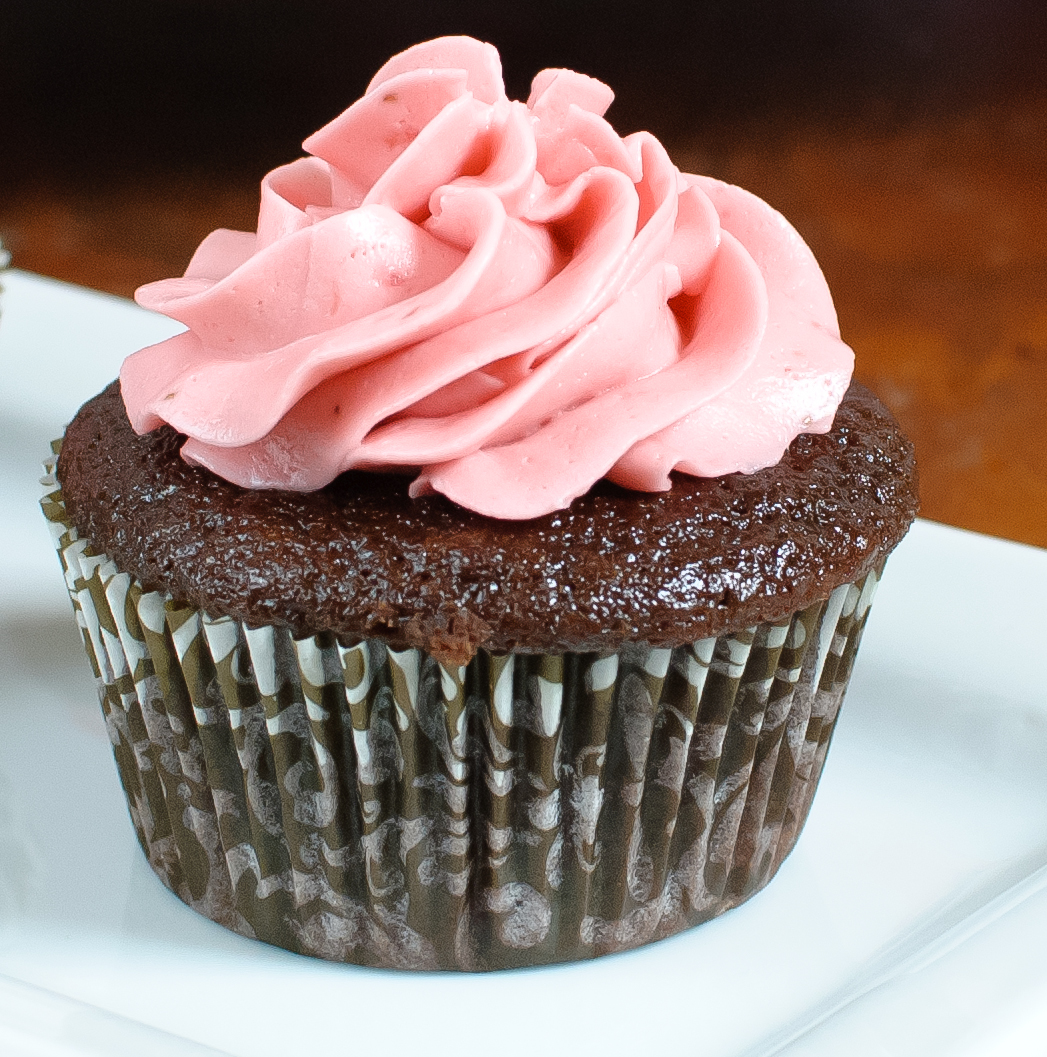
[42,450,883,970]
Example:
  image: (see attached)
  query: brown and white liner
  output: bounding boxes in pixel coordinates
[42,451,881,970]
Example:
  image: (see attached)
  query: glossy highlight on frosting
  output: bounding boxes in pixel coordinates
[121,36,853,519]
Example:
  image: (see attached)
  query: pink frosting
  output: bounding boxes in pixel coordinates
[122,36,853,520]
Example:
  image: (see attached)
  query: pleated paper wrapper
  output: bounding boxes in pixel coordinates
[42,451,882,971]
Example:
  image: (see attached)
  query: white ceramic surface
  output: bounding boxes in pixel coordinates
[1,271,1046,1056]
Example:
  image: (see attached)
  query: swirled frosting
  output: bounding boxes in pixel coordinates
[121,36,853,520]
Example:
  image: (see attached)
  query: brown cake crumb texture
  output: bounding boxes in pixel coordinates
[57,381,918,662]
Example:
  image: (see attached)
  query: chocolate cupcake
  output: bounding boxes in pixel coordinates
[43,38,917,970]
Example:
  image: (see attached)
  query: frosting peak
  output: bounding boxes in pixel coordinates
[121,36,853,519]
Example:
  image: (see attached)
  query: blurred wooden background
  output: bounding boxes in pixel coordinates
[3,1,1045,547]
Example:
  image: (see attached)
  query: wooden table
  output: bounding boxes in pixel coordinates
[3,96,1045,548]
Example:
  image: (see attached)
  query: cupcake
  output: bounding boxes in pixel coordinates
[43,37,918,971]
[0,238,10,308]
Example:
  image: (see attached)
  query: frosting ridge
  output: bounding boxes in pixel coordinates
[121,35,853,519]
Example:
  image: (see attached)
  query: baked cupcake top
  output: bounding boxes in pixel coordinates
[57,38,916,663]
[58,380,916,662]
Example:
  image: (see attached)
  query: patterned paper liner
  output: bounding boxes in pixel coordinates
[42,448,883,971]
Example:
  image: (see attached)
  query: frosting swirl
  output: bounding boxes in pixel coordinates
[121,36,853,519]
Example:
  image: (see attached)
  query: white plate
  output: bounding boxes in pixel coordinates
[2,271,1047,1057]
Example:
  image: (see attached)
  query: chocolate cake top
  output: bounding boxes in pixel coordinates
[57,381,917,661]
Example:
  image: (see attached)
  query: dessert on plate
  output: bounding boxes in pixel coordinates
[43,36,918,970]
[0,238,10,309]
